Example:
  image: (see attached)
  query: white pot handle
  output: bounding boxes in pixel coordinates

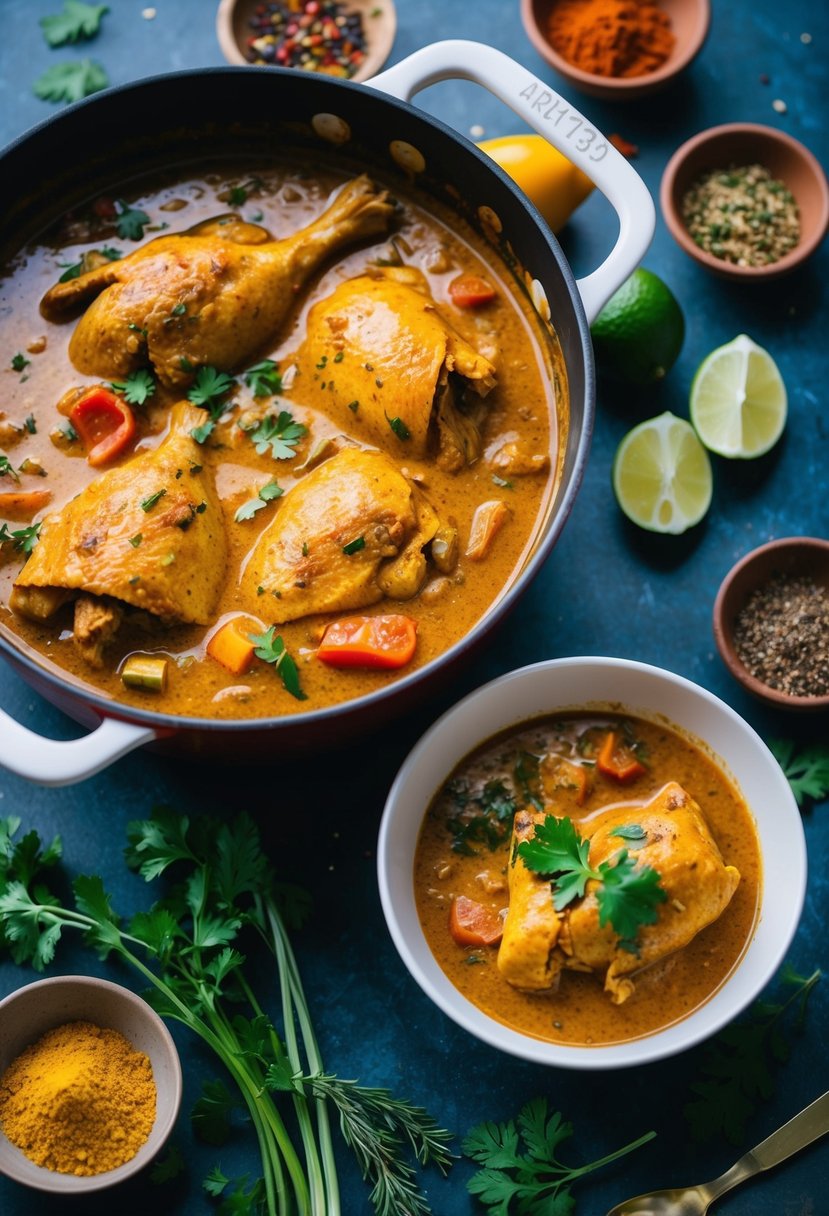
[0,707,156,787]
[369,40,655,322]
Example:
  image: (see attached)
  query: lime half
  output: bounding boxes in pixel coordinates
[613,412,713,534]
[690,334,787,458]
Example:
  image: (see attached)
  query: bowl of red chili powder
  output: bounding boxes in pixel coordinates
[521,0,710,100]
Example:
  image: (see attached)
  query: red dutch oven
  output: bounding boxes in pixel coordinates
[0,41,653,784]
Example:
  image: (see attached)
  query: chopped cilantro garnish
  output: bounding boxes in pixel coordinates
[115,200,151,241]
[24,414,37,434]
[0,521,42,555]
[385,413,411,441]
[235,479,284,522]
[188,366,235,409]
[244,359,282,398]
[347,400,359,413]
[249,410,307,460]
[11,353,30,374]
[342,536,365,555]
[0,455,20,482]
[249,626,307,700]
[140,489,167,513]
[108,368,156,406]
[128,533,143,548]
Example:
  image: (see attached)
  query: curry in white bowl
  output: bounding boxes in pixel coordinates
[0,162,559,719]
[414,711,761,1046]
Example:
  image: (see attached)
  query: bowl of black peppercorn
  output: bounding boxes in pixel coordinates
[713,537,829,712]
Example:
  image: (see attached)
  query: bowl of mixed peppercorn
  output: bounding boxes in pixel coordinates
[661,123,829,279]
[216,0,396,82]
[713,537,829,712]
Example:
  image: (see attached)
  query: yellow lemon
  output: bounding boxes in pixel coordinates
[477,134,594,233]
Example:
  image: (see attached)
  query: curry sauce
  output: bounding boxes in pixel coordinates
[0,162,558,719]
[414,713,762,1046]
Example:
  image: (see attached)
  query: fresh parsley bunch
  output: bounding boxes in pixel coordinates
[0,811,452,1216]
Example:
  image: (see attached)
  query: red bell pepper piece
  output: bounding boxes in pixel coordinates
[447,273,497,308]
[317,614,417,670]
[70,386,137,467]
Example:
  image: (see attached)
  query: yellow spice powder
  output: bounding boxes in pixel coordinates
[0,1020,156,1176]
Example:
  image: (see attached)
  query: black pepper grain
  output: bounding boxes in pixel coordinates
[733,574,829,697]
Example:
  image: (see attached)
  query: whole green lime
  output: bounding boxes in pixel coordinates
[591,268,685,385]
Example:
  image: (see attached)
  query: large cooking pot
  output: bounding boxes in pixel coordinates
[0,41,653,785]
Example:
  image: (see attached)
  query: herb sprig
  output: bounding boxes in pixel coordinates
[40,1,109,47]
[188,367,236,443]
[517,814,666,949]
[109,368,156,406]
[248,410,307,460]
[0,811,452,1216]
[685,965,821,1144]
[0,521,42,555]
[234,480,283,522]
[463,1097,655,1215]
[33,59,109,104]
[769,739,829,808]
[249,626,306,700]
[244,359,283,398]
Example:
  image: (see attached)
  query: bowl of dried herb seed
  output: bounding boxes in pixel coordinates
[0,975,182,1193]
[714,537,829,711]
[661,124,829,279]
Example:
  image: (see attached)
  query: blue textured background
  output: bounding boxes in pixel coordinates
[1,1,827,1213]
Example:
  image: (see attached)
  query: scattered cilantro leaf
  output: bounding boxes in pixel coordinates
[0,521,42,555]
[40,1,108,47]
[342,535,365,555]
[685,965,821,1144]
[249,626,307,700]
[517,814,666,941]
[203,1165,231,1197]
[24,415,37,434]
[234,479,284,522]
[115,200,151,241]
[149,1143,186,1184]
[769,739,829,808]
[445,778,516,856]
[385,412,411,441]
[141,489,167,513]
[188,366,235,409]
[11,353,30,374]
[33,59,109,104]
[244,359,282,398]
[0,455,20,482]
[514,750,543,810]
[249,410,307,460]
[463,1097,655,1215]
[108,368,156,406]
[128,533,142,548]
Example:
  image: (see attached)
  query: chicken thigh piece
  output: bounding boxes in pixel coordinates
[12,403,227,664]
[40,177,394,388]
[296,268,497,471]
[498,782,741,1004]
[240,447,441,623]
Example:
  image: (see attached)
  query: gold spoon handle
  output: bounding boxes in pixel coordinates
[705,1090,829,1204]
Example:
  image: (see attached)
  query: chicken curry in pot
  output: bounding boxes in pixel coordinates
[414,712,762,1046]
[0,163,558,718]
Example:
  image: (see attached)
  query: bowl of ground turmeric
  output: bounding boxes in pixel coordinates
[521,0,710,100]
[0,975,182,1193]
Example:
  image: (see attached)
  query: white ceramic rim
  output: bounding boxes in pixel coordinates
[377,656,807,1069]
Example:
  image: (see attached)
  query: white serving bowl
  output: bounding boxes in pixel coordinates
[377,656,806,1069]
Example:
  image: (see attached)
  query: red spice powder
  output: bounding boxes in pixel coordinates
[547,0,675,78]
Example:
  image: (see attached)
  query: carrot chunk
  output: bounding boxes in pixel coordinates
[0,490,51,520]
[597,730,646,783]
[317,614,417,670]
[449,895,504,947]
[207,619,257,675]
[448,273,497,308]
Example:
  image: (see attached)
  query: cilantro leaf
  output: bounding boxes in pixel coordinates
[188,366,235,409]
[192,1078,238,1146]
[342,535,365,555]
[125,807,195,880]
[385,412,411,441]
[33,58,109,104]
[769,738,829,807]
[249,410,307,460]
[249,626,307,700]
[463,1097,655,1215]
[234,480,283,522]
[244,359,282,398]
[108,368,156,406]
[0,521,43,555]
[517,814,666,942]
[203,1165,231,1197]
[11,353,30,373]
[141,488,167,512]
[40,1,109,47]
[0,454,20,482]
[115,200,151,241]
[685,966,821,1144]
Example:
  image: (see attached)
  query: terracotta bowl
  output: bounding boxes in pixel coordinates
[661,124,829,280]
[520,0,710,100]
[713,537,829,712]
[0,976,182,1194]
[216,0,397,83]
